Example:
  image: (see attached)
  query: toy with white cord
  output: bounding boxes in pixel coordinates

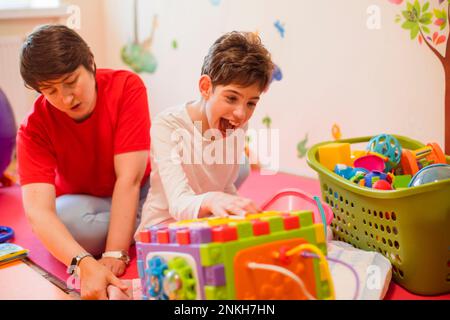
[136,211,337,300]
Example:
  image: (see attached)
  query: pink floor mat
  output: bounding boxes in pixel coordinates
[1,170,448,300]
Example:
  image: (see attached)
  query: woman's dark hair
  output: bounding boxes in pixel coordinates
[20,24,96,92]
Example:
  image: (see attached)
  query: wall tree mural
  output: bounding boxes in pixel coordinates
[121,0,158,74]
[391,0,449,153]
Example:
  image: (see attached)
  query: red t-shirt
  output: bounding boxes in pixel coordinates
[17,69,151,197]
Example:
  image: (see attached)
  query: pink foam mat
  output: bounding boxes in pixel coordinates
[1,170,449,300]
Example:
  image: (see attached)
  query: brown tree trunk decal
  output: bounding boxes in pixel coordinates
[392,0,450,153]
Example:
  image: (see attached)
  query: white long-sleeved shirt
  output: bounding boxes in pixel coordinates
[135,103,246,237]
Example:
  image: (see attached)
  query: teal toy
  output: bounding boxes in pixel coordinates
[121,1,158,74]
[121,43,157,74]
[367,134,402,172]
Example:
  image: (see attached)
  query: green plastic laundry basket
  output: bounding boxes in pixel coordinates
[307,135,450,296]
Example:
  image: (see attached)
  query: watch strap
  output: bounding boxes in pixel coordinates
[102,251,130,265]
[67,252,93,275]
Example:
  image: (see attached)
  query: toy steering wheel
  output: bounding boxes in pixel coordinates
[0,226,14,243]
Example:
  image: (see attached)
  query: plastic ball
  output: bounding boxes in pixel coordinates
[163,270,182,300]
[373,180,393,190]
[367,134,402,172]
[0,89,16,176]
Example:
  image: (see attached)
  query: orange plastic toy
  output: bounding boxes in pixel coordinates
[400,143,446,175]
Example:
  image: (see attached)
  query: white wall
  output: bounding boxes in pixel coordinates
[11,0,446,178]
[62,0,107,68]
[102,0,446,177]
[0,0,107,124]
[0,11,67,123]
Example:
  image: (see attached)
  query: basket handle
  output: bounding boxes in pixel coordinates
[313,196,328,240]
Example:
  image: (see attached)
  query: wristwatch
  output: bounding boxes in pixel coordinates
[67,252,93,276]
[102,251,130,265]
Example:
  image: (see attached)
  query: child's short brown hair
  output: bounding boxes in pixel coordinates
[201,31,274,92]
[20,24,96,92]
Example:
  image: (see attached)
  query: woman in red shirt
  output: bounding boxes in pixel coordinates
[17,25,150,299]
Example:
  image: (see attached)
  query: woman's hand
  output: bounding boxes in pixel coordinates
[99,257,127,277]
[79,256,129,300]
[200,192,261,218]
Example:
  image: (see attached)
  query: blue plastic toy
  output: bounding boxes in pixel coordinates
[367,134,402,172]
[0,226,14,243]
[409,164,450,187]
[364,171,388,188]
[147,256,169,300]
[334,164,369,180]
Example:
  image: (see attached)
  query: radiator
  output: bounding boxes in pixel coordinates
[0,36,31,125]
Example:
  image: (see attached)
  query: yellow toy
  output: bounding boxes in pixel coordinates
[318,143,352,171]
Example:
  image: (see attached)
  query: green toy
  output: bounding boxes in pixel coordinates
[121,0,158,74]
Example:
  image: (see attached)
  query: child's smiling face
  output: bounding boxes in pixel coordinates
[201,76,262,137]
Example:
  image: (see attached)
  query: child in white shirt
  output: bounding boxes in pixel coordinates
[136,31,274,235]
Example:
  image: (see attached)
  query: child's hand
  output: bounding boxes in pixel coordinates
[200,192,261,217]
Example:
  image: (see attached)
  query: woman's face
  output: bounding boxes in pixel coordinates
[38,65,97,121]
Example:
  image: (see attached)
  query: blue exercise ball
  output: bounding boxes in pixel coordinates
[0,88,16,175]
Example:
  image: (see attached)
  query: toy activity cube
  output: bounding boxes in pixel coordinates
[136,211,333,300]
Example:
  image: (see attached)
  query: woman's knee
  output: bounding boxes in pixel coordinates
[56,195,109,223]
[55,195,111,256]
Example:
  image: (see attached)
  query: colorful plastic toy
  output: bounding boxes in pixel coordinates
[372,180,393,190]
[408,164,450,187]
[0,226,14,243]
[260,189,333,225]
[334,165,368,181]
[367,134,402,172]
[400,143,446,176]
[350,172,366,184]
[260,189,333,242]
[334,164,354,180]
[318,143,351,171]
[392,175,412,189]
[136,211,335,300]
[0,89,16,180]
[350,150,366,166]
[353,155,386,172]
[364,171,389,189]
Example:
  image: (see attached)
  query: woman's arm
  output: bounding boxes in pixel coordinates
[22,183,127,299]
[22,183,85,265]
[100,151,147,276]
